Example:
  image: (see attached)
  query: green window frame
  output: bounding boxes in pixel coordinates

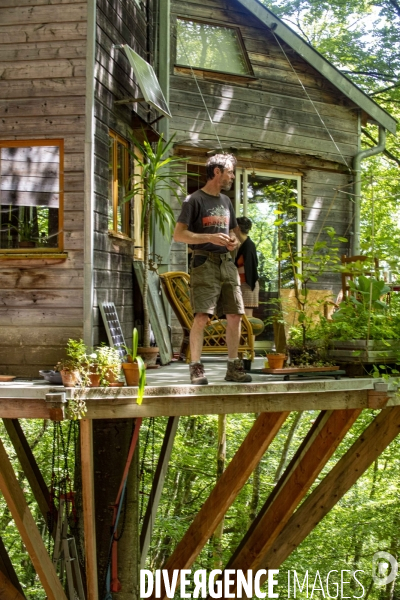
[175,18,254,78]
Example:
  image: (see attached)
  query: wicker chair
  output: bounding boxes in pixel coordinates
[160,271,265,363]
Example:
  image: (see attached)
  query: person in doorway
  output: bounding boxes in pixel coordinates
[235,216,259,317]
[173,154,252,385]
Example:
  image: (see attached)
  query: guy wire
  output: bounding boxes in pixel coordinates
[271,31,351,171]
[177,40,224,152]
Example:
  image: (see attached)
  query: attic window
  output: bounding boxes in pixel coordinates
[176,18,253,77]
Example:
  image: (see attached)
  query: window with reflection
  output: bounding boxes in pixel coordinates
[0,140,63,252]
[176,18,253,77]
[108,131,131,236]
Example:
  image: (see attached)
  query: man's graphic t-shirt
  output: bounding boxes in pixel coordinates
[177,189,237,254]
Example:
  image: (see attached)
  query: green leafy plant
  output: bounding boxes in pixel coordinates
[265,219,347,364]
[123,328,146,405]
[124,133,188,348]
[54,339,87,374]
[91,344,122,386]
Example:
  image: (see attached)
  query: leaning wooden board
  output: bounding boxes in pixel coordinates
[133,262,173,365]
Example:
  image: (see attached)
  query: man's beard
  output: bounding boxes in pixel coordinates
[222,181,233,191]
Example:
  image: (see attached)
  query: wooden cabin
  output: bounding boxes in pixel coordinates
[0,0,396,375]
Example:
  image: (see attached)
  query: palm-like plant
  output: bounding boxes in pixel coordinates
[125,133,188,348]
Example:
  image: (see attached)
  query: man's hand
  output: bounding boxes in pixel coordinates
[226,235,238,251]
[210,232,232,247]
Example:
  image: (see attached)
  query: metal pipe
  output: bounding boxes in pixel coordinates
[352,125,386,255]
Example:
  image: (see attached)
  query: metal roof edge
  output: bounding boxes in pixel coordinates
[236,0,397,135]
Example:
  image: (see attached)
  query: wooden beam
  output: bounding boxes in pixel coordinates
[140,416,179,568]
[0,436,68,600]
[80,419,98,600]
[0,570,26,600]
[224,409,361,585]
[0,387,393,419]
[153,411,289,600]
[259,405,400,575]
[2,419,53,525]
[0,536,25,598]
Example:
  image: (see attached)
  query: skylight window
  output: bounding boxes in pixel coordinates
[176,18,253,77]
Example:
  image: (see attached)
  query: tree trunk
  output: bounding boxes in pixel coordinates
[93,419,139,600]
[211,414,226,568]
[274,412,303,483]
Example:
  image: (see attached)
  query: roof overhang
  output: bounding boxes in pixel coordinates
[236,0,397,135]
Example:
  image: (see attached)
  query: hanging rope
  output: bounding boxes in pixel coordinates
[177,39,224,152]
[270,31,351,171]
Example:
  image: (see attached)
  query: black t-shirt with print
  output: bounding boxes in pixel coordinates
[177,189,237,254]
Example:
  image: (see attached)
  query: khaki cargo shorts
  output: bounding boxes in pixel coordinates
[189,251,245,316]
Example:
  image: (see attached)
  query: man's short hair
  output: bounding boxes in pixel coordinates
[205,154,237,180]
[236,216,253,234]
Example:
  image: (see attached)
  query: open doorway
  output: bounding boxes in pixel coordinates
[235,170,302,346]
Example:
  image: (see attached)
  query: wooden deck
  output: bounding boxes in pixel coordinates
[0,375,393,419]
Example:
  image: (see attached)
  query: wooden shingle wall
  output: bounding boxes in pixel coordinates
[92,0,154,345]
[0,0,87,376]
[169,0,355,292]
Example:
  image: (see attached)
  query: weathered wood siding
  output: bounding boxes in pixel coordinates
[92,0,154,345]
[170,0,358,165]
[0,0,87,376]
[169,0,356,297]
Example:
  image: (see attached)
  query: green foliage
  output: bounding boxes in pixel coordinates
[323,277,400,341]
[124,133,188,347]
[124,134,187,245]
[123,328,146,405]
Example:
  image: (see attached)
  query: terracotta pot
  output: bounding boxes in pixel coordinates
[138,346,159,367]
[104,369,120,385]
[87,373,101,387]
[266,353,287,369]
[122,362,140,386]
[60,369,81,388]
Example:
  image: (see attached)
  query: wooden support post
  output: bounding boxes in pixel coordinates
[2,419,53,526]
[80,419,99,600]
[0,569,26,600]
[223,408,361,593]
[153,411,289,600]
[259,405,400,575]
[140,416,179,568]
[0,536,26,598]
[0,436,68,600]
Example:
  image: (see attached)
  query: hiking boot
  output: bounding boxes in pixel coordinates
[189,362,208,385]
[225,359,252,383]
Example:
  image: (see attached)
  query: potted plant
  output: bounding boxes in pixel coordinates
[124,133,188,364]
[9,215,39,248]
[122,328,146,404]
[266,222,345,366]
[54,338,87,387]
[323,275,400,368]
[87,344,122,387]
[265,351,287,369]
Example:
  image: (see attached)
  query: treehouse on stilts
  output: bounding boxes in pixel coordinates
[0,0,397,597]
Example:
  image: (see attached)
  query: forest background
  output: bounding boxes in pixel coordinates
[1,0,400,598]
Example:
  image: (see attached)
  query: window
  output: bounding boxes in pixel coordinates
[0,140,63,252]
[108,131,131,236]
[176,18,253,77]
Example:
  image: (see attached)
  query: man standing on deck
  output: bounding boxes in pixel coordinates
[173,154,252,386]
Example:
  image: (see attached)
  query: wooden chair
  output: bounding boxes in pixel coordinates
[341,255,380,299]
[159,271,265,363]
